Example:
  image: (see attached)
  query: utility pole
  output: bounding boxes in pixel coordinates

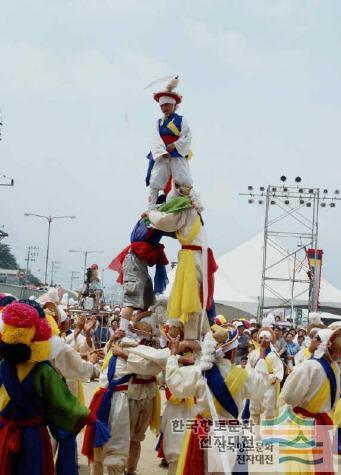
[69,249,103,281]
[24,214,76,285]
[70,271,79,290]
[50,260,61,286]
[25,246,39,275]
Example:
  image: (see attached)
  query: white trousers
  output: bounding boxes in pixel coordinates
[93,391,130,475]
[161,402,190,464]
[149,156,192,208]
[250,384,278,419]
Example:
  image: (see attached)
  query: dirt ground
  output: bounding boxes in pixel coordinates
[78,381,166,475]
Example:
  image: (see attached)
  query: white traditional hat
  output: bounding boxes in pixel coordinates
[314,328,334,359]
[153,76,182,105]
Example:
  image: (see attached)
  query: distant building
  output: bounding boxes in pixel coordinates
[0,268,20,285]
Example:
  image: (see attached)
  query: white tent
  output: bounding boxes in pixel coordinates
[165,233,341,316]
[217,233,341,315]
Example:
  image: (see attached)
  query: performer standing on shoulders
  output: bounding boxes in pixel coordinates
[147,76,193,209]
[108,216,169,333]
[143,185,217,338]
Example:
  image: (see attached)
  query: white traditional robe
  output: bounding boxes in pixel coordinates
[51,338,94,399]
[94,345,169,474]
[280,358,340,413]
[247,348,284,419]
[279,359,340,475]
[61,331,94,399]
[165,356,269,474]
[149,117,192,207]
[148,205,210,339]
[65,331,94,353]
[294,347,312,366]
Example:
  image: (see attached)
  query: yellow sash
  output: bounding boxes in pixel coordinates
[165,119,181,137]
[283,362,338,475]
[101,351,112,372]
[176,428,192,475]
[77,380,85,406]
[212,365,249,415]
[167,216,202,322]
[178,366,249,475]
[304,362,338,413]
[303,348,312,359]
[263,352,280,416]
[332,398,341,426]
[167,391,195,409]
[162,118,193,160]
[0,362,37,411]
[149,386,161,435]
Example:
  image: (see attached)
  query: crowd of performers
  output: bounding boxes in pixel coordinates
[0,77,340,475]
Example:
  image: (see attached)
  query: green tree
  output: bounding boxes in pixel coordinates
[0,243,19,269]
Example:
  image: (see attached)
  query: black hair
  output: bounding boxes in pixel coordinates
[0,343,31,365]
[0,296,16,307]
[19,299,45,318]
[85,268,92,284]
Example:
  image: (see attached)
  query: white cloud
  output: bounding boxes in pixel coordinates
[186,19,307,71]
[0,40,166,99]
[187,21,261,69]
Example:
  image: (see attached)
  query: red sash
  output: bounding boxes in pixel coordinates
[161,135,178,145]
[294,407,334,475]
[82,389,106,463]
[108,242,168,284]
[0,415,53,475]
[82,385,128,463]
[182,416,206,475]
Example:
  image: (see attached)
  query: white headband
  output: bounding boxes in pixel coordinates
[159,96,176,106]
[259,330,271,341]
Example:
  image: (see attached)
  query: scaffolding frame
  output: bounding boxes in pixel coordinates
[259,185,319,319]
[240,179,341,321]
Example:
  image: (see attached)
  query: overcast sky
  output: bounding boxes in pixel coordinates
[1,0,341,291]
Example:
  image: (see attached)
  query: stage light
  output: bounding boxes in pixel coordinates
[321,202,326,207]
[309,188,314,194]
[272,187,277,192]
[323,189,328,194]
[270,200,276,205]
[295,177,302,183]
[298,188,304,193]
[280,176,287,182]
[335,190,340,195]
[260,186,265,192]
[284,200,290,205]
[283,187,288,192]
[248,186,253,191]
[299,199,305,205]
[248,199,254,204]
[258,200,263,205]
[330,202,336,208]
[306,202,311,207]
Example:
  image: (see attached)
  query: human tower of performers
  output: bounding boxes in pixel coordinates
[0,78,340,475]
